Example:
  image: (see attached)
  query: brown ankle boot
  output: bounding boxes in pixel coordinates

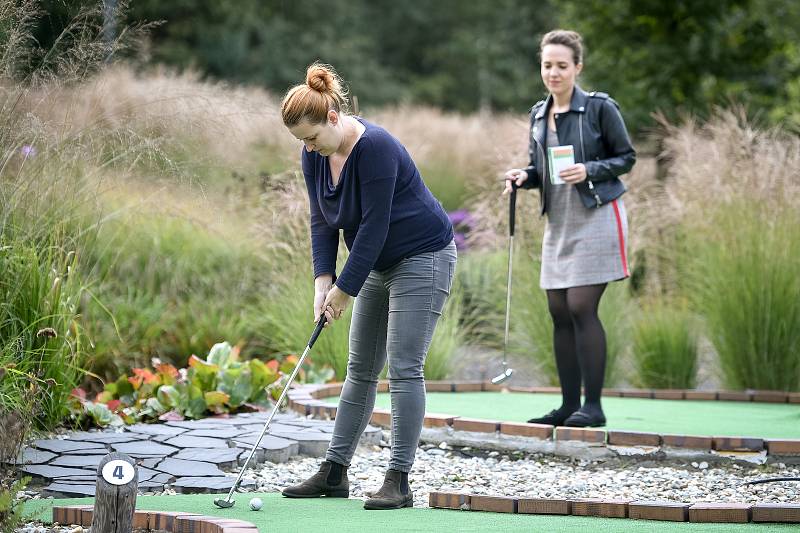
[282,460,349,498]
[364,469,413,510]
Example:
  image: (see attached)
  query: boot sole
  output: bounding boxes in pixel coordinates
[363,498,414,510]
[282,489,350,498]
[564,420,606,428]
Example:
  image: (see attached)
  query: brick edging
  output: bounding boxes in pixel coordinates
[300,381,800,405]
[288,382,800,457]
[53,506,258,532]
[429,493,800,524]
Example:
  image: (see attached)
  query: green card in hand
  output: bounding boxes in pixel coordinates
[548,145,575,185]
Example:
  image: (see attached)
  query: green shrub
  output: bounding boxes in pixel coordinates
[631,302,698,389]
[418,161,470,211]
[509,251,558,384]
[0,241,86,428]
[599,282,630,387]
[245,242,354,381]
[689,203,800,391]
[453,250,508,349]
[0,476,30,533]
[80,212,273,378]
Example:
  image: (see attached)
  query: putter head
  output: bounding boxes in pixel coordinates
[491,367,514,385]
[213,497,235,509]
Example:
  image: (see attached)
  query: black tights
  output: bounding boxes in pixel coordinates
[546,284,607,414]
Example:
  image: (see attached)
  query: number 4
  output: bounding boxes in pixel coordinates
[113,465,124,479]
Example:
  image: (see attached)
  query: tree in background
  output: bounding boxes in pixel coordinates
[24,1,800,133]
[559,0,800,134]
[124,0,554,113]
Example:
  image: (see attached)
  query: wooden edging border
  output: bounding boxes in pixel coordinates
[287,381,800,458]
[428,492,800,524]
[53,505,258,532]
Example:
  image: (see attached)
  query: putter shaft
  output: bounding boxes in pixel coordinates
[216,317,326,507]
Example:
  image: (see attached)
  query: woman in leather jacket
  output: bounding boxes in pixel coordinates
[503,29,636,427]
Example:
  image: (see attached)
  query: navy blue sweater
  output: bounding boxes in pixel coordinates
[302,118,454,297]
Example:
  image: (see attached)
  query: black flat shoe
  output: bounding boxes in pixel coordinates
[282,460,350,498]
[564,408,606,428]
[527,407,578,426]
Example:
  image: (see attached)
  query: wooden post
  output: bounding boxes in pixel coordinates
[91,452,138,533]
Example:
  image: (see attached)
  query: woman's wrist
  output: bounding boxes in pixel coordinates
[315,274,333,292]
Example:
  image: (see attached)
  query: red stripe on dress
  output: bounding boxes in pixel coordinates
[611,199,629,277]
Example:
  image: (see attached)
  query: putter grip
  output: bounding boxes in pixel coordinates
[308,315,327,348]
[509,186,517,237]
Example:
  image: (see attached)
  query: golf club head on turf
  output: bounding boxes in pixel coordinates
[491,367,514,385]
[213,497,235,509]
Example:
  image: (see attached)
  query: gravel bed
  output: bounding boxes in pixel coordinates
[14,434,799,531]
[244,435,799,508]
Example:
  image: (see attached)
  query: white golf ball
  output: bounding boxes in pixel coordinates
[249,497,263,511]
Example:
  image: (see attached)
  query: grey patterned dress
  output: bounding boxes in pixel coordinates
[540,127,630,290]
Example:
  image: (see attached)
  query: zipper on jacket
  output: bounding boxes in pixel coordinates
[580,112,602,208]
[531,129,547,214]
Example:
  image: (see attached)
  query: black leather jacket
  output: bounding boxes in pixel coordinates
[522,86,636,214]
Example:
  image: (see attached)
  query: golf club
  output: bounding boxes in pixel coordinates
[492,183,516,385]
[214,315,328,509]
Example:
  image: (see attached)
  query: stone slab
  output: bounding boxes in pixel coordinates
[139,457,163,469]
[155,458,227,477]
[50,454,105,468]
[183,428,245,439]
[171,476,256,493]
[256,430,333,457]
[231,433,298,450]
[14,448,56,465]
[110,441,179,457]
[20,465,96,480]
[126,423,188,436]
[165,420,232,430]
[162,435,232,448]
[173,447,243,466]
[66,431,144,444]
[31,439,105,454]
[42,482,96,498]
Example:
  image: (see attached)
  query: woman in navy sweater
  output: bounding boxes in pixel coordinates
[279,63,456,510]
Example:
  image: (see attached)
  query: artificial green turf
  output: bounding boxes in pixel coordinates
[372,392,800,438]
[24,493,797,532]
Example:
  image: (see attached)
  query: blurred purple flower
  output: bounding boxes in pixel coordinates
[449,209,475,251]
[453,232,467,250]
[448,209,475,227]
[21,145,37,158]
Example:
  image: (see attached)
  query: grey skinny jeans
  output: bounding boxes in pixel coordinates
[326,240,457,472]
